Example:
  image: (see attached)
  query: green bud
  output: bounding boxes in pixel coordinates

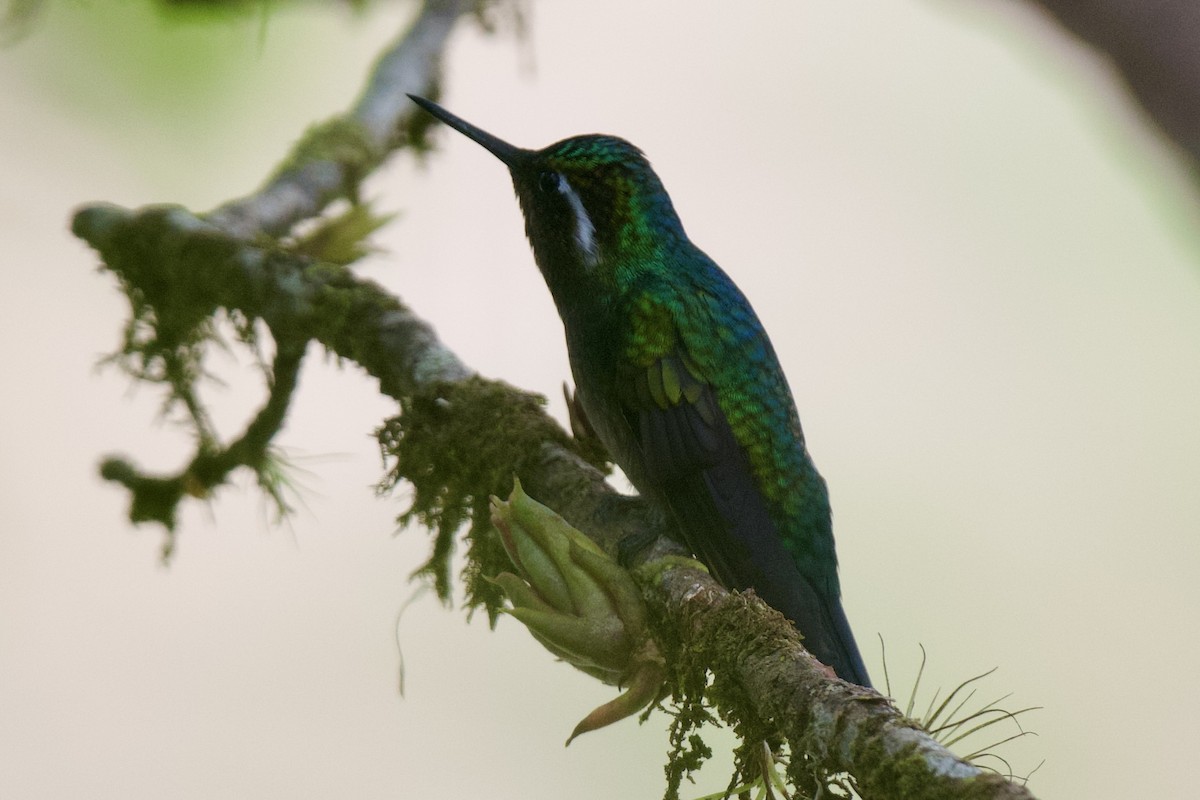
[488,478,667,744]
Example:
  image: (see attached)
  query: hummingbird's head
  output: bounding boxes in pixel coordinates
[409,96,686,301]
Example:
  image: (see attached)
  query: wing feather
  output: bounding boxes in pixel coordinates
[614,293,871,686]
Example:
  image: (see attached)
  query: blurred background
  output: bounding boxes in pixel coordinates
[3,1,1199,798]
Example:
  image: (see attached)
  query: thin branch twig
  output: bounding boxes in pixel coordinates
[206,0,473,240]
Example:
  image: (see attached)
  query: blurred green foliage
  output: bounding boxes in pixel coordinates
[3,0,373,43]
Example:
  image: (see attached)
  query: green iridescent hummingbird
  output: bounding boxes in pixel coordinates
[410,95,871,686]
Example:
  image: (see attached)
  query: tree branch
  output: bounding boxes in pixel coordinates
[657,569,1037,799]
[206,0,474,240]
[73,201,1038,800]
[1024,0,1200,178]
[70,1,1039,796]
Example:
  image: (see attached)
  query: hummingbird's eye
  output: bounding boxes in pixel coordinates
[537,171,561,195]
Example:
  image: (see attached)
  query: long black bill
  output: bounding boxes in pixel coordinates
[408,95,528,167]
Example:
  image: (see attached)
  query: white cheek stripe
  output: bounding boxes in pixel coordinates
[555,173,599,267]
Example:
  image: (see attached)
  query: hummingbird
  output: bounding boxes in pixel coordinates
[410,95,871,687]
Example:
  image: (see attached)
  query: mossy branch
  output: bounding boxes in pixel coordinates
[70,0,1039,797]
[75,0,493,541]
[99,337,305,557]
[654,569,1038,800]
[376,376,606,616]
[204,0,496,240]
[73,201,1039,800]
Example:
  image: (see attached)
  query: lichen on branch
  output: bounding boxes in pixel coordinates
[69,0,1042,796]
[375,375,608,618]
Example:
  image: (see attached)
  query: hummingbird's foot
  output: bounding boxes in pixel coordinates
[563,382,611,466]
[563,382,596,441]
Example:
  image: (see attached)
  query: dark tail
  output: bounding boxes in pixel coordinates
[810,591,872,687]
[747,552,872,687]
[629,391,872,686]
[668,459,872,687]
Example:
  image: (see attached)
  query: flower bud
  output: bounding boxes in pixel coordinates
[489,478,666,744]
